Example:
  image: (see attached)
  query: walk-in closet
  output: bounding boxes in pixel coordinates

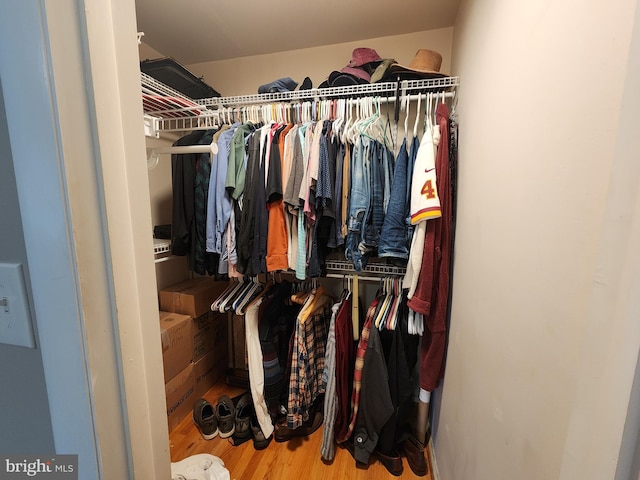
[142,18,460,476]
[2,1,638,480]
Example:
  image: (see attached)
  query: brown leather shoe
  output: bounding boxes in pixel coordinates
[401,435,428,476]
[274,410,323,442]
[374,449,403,477]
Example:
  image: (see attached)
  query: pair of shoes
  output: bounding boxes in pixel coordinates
[215,395,236,438]
[274,409,324,442]
[401,434,428,476]
[192,398,218,440]
[374,449,403,477]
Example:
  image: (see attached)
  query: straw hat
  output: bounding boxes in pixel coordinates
[385,49,447,79]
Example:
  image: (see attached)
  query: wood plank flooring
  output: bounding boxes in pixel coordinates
[169,381,433,480]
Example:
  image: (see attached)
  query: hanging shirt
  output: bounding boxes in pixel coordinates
[207,123,239,254]
[287,308,329,429]
[226,122,255,200]
[410,125,441,224]
[266,125,290,272]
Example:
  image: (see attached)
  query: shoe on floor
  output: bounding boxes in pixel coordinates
[192,398,218,440]
[274,409,323,442]
[216,395,236,438]
[234,393,253,441]
[401,434,428,476]
[374,448,403,477]
[250,413,272,450]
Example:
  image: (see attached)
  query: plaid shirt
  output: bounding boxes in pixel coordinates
[287,306,330,429]
[338,296,379,443]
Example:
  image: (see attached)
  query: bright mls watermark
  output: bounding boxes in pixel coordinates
[1,455,77,479]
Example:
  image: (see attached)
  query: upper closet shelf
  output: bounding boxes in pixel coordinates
[141,72,459,134]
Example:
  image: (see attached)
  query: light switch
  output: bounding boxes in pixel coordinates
[0,263,35,348]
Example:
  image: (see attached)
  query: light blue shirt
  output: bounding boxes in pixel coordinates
[207,123,240,254]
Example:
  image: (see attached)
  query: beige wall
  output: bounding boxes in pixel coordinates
[436,0,640,479]
[187,28,453,96]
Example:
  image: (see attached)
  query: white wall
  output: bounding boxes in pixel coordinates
[436,0,640,479]
[187,28,454,96]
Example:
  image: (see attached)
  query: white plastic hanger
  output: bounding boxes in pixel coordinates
[413,91,422,139]
[403,93,411,140]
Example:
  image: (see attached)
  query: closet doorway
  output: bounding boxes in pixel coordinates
[1,0,458,479]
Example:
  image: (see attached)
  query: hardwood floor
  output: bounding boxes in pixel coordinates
[169,381,433,480]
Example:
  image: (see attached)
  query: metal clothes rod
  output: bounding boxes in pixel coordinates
[324,273,404,282]
[147,143,218,169]
[150,145,218,155]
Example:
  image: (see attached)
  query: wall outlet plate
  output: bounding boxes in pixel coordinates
[0,263,35,348]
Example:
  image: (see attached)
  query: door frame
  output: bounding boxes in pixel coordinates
[0,0,170,478]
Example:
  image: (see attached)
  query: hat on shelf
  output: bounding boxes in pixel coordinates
[346,47,383,68]
[319,47,384,88]
[370,58,397,83]
[258,77,298,94]
[299,76,313,90]
[318,68,369,88]
[383,49,447,81]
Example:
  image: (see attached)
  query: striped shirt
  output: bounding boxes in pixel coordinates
[320,302,341,461]
[338,296,378,443]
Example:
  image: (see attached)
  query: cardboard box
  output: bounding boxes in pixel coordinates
[192,311,228,362]
[193,346,227,398]
[159,311,193,382]
[159,277,228,318]
[165,363,196,432]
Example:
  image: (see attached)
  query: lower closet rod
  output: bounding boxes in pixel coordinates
[147,143,218,169]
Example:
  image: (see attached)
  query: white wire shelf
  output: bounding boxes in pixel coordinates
[153,238,174,263]
[153,238,171,255]
[196,76,459,107]
[141,72,459,133]
[325,259,407,278]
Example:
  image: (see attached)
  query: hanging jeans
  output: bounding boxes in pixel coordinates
[363,140,385,251]
[378,139,409,259]
[345,138,370,271]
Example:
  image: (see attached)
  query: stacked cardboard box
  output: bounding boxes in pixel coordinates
[159,277,229,432]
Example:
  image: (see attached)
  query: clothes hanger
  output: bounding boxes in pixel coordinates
[217,278,246,313]
[403,93,411,141]
[351,274,360,341]
[340,99,351,144]
[386,277,401,330]
[359,97,378,142]
[216,278,246,312]
[384,95,395,152]
[332,99,344,141]
[347,98,364,144]
[374,277,392,329]
[296,285,322,323]
[237,277,265,315]
[237,277,264,315]
[210,280,239,312]
[413,91,422,139]
[231,278,255,313]
[433,92,440,126]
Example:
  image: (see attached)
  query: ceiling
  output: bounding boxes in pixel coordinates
[135,0,461,65]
